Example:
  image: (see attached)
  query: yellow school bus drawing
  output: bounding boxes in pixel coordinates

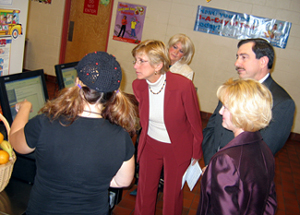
[0,9,22,39]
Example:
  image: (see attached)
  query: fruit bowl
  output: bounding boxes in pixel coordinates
[0,150,16,192]
[0,113,16,193]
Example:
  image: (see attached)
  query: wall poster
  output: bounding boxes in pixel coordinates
[194,5,292,49]
[0,37,11,76]
[113,2,146,44]
[0,8,22,76]
[0,0,28,76]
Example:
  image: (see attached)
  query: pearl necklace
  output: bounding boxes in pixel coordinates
[149,79,166,95]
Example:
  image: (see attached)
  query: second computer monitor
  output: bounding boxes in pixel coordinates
[55,61,78,90]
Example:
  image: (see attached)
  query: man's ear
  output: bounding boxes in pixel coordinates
[260,56,269,68]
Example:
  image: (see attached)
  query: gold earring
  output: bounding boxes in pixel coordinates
[155,71,157,75]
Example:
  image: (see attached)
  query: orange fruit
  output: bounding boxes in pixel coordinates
[0,132,4,143]
[0,150,9,164]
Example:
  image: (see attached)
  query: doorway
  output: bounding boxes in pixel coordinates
[59,0,114,63]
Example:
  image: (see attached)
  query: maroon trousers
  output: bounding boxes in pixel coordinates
[134,136,190,215]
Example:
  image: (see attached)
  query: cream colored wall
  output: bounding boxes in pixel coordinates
[23,0,65,76]
[107,0,300,134]
[23,0,300,134]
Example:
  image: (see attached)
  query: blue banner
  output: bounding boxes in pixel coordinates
[194,6,292,49]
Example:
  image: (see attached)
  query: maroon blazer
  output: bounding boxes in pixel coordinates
[197,131,277,215]
[132,72,203,165]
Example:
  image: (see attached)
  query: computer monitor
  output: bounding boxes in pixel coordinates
[0,69,49,125]
[55,61,78,90]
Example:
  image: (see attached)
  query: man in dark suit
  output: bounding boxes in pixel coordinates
[202,38,295,165]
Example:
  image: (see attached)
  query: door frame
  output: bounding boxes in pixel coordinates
[59,0,115,64]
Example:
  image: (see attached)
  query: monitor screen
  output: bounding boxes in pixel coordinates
[0,69,49,125]
[55,61,78,90]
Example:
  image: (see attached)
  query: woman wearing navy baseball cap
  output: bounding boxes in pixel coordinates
[10,51,137,215]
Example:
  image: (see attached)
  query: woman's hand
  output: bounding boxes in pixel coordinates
[202,165,208,175]
[191,158,199,166]
[15,99,32,113]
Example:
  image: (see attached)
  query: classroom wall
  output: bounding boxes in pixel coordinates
[106,0,300,134]
[23,0,65,76]
[23,0,300,134]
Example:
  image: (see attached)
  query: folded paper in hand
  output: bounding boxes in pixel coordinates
[181,159,202,191]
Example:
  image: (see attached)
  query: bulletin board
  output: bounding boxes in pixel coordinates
[0,0,29,75]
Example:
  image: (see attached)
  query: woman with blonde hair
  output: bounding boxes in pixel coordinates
[9,51,137,215]
[197,78,277,215]
[167,33,195,81]
[132,39,203,214]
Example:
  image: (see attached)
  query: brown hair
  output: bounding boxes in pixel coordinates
[40,85,137,133]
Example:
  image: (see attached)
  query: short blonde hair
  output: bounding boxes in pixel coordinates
[167,33,195,65]
[217,78,273,132]
[132,40,170,74]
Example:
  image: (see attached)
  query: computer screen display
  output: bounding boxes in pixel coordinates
[0,69,49,125]
[55,61,78,90]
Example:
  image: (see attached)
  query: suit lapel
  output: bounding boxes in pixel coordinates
[164,72,173,108]
[142,81,149,127]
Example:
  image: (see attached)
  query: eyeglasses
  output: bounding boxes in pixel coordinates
[133,59,148,65]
